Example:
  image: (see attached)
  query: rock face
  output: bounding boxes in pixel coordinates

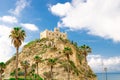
[4,38,97,80]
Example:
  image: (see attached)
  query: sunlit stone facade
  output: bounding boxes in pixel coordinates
[40,28,67,39]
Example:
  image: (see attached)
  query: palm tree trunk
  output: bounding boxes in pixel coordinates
[84,52,87,63]
[50,65,53,80]
[37,63,38,75]
[0,73,2,80]
[67,55,70,80]
[25,68,27,80]
[15,47,19,80]
[84,53,87,80]
[85,56,88,80]
[67,65,70,80]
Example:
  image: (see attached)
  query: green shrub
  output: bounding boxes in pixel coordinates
[24,41,36,47]
[9,78,16,80]
[69,60,79,75]
[10,72,15,76]
[9,78,24,80]
[76,53,84,64]
[18,71,24,76]
[40,38,49,42]
[9,77,44,80]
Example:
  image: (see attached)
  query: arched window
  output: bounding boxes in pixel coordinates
[52,33,54,36]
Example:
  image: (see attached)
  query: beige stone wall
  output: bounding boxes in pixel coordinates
[40,28,67,39]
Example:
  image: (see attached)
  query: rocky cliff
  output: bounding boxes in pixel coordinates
[4,38,97,80]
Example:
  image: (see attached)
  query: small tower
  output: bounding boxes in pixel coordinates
[54,28,59,32]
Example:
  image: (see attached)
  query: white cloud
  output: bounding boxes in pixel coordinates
[0,16,18,23]
[0,25,14,62]
[9,0,29,16]
[21,23,39,31]
[87,55,120,72]
[49,0,120,42]
[49,2,72,17]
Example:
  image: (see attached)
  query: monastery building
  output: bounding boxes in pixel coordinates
[40,28,67,39]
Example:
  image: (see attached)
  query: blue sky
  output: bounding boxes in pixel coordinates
[0,0,120,73]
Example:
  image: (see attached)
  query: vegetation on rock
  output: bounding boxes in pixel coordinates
[0,62,6,80]
[3,37,97,80]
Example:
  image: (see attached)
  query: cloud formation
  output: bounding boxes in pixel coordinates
[0,25,14,62]
[9,0,29,16]
[87,55,120,72]
[0,16,18,23]
[49,2,72,17]
[21,23,39,31]
[49,0,120,42]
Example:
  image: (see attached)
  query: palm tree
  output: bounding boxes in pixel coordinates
[34,55,42,76]
[79,45,91,80]
[79,44,91,62]
[29,64,36,79]
[63,47,73,80]
[47,58,57,80]
[0,62,5,80]
[9,27,26,80]
[20,60,30,80]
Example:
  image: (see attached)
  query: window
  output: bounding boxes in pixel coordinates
[52,33,54,36]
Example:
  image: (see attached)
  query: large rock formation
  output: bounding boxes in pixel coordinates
[4,38,97,80]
